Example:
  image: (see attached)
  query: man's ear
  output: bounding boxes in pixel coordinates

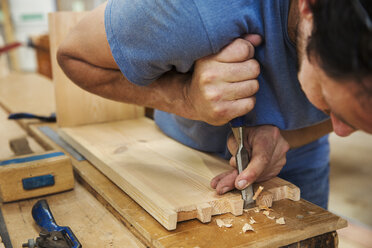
[298,0,314,20]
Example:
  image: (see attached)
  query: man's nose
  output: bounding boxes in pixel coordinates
[330,113,355,137]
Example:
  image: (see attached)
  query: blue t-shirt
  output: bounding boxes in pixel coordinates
[104,0,330,170]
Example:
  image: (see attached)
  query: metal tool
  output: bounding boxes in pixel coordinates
[0,207,13,248]
[22,199,81,248]
[230,116,254,209]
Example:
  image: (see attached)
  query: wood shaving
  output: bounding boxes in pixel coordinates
[276,217,285,225]
[249,217,257,224]
[223,218,233,224]
[263,211,275,220]
[253,207,260,213]
[308,211,316,215]
[216,219,232,228]
[242,223,255,232]
[252,186,264,200]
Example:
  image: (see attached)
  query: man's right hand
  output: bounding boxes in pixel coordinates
[184,35,262,126]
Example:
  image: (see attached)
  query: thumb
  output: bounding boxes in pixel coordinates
[243,34,262,47]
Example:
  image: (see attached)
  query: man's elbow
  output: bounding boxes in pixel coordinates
[56,45,94,91]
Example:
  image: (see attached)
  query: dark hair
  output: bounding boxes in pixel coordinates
[307,0,372,82]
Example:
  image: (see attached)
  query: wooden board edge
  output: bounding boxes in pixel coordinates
[58,127,179,231]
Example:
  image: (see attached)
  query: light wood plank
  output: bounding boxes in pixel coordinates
[49,12,144,127]
[59,118,242,230]
[59,118,300,230]
[0,72,55,129]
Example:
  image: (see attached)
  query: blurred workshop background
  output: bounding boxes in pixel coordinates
[0,1,371,247]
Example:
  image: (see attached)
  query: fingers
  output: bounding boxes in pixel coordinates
[235,128,277,189]
[211,169,239,195]
[198,59,260,84]
[222,80,259,100]
[214,38,256,63]
[243,34,263,47]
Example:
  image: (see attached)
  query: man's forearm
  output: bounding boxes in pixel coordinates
[58,54,196,120]
[280,120,333,148]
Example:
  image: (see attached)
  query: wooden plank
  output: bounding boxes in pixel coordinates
[1,182,146,248]
[0,72,55,129]
[0,151,74,202]
[59,118,243,230]
[59,118,299,230]
[29,123,348,248]
[49,12,144,127]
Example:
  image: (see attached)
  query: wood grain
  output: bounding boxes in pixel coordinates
[1,182,145,248]
[60,118,299,230]
[49,12,144,127]
[30,123,348,247]
[59,118,243,230]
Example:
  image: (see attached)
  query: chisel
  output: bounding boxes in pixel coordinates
[230,116,254,209]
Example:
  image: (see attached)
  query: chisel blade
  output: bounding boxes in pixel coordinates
[233,127,254,209]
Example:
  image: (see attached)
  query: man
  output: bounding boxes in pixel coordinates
[57,0,372,209]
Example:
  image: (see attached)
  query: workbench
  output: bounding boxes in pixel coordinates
[0,73,347,247]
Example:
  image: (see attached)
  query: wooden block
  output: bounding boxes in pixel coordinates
[49,12,144,127]
[9,137,33,156]
[0,151,74,202]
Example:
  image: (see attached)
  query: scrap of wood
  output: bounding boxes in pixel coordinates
[9,137,33,156]
[263,211,275,220]
[252,186,264,200]
[216,219,232,228]
[242,223,254,232]
[276,217,285,225]
[249,217,257,224]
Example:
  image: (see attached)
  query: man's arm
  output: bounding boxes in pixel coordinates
[57,3,259,126]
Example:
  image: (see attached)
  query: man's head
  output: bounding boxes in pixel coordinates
[296,0,372,136]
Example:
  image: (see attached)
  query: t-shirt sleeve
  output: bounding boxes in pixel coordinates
[104,0,214,86]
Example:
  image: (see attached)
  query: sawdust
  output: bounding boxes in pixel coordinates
[249,217,257,224]
[276,217,285,225]
[263,210,275,220]
[216,218,232,228]
[242,223,255,232]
